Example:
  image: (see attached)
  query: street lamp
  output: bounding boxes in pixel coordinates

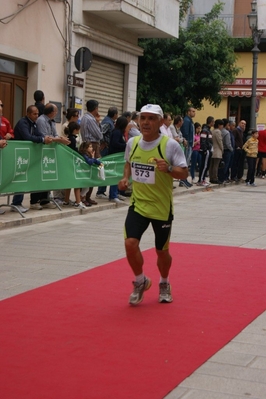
[247,0,264,130]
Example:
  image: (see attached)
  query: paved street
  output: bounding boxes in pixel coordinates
[1,180,266,398]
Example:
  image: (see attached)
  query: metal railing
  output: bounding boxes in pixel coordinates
[188,14,251,38]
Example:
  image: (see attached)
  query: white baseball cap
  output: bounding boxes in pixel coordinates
[140,104,163,118]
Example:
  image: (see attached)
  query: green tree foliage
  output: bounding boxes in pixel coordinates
[137,2,251,114]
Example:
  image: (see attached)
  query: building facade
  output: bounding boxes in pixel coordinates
[187,0,266,130]
[0,0,180,128]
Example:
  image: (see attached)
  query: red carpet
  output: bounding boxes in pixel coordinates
[0,243,265,399]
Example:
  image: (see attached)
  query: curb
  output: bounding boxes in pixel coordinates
[0,181,240,230]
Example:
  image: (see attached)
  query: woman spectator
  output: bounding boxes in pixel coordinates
[190,122,201,184]
[63,122,87,209]
[0,101,14,140]
[108,116,128,203]
[61,108,80,139]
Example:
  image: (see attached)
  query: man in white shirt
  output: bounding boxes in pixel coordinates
[160,113,173,138]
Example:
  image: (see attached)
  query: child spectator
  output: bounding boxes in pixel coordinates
[63,122,87,209]
[243,129,259,187]
[79,141,103,206]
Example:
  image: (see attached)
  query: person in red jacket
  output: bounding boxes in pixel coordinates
[257,129,266,178]
[0,101,14,140]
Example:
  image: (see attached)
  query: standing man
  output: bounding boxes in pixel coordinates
[118,104,188,305]
[0,101,14,140]
[180,107,196,188]
[80,100,103,158]
[11,105,55,212]
[96,106,118,199]
[231,120,247,182]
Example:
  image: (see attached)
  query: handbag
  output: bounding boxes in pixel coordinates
[98,165,105,180]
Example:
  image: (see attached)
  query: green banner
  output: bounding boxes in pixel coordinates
[0,141,126,195]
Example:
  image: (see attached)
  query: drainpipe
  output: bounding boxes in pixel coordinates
[64,0,73,111]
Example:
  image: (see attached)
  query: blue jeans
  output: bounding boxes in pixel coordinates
[184,145,193,165]
[190,150,201,179]
[109,185,118,200]
[12,194,24,206]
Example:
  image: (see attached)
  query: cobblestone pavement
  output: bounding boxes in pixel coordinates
[1,179,266,398]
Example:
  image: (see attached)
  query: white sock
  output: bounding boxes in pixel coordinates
[160,277,169,284]
[135,273,145,284]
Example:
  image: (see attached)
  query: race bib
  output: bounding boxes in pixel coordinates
[131,162,155,184]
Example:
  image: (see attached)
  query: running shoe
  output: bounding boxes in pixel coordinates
[129,276,152,305]
[159,283,173,303]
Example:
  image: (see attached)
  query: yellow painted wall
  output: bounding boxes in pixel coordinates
[196,52,266,128]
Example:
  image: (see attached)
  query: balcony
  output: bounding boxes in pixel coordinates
[82,0,179,38]
[188,14,251,38]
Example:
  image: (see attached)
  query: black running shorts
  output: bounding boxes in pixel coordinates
[124,206,173,250]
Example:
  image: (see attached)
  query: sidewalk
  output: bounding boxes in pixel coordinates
[0,179,229,230]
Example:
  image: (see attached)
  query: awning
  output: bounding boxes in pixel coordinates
[219,88,266,97]
[220,78,266,98]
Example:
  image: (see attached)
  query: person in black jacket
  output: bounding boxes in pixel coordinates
[34,90,45,116]
[108,116,128,203]
[11,105,54,212]
[197,116,214,186]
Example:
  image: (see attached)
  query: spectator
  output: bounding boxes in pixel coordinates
[79,141,103,206]
[51,108,80,204]
[160,113,173,138]
[197,116,214,186]
[180,107,196,188]
[108,116,128,203]
[0,138,7,215]
[218,118,234,183]
[0,101,14,140]
[118,104,188,305]
[61,108,80,138]
[34,90,45,116]
[37,103,69,145]
[209,119,224,184]
[227,121,236,181]
[243,129,259,186]
[80,100,103,158]
[231,120,247,182]
[181,107,196,163]
[95,106,118,199]
[257,129,266,178]
[63,122,87,209]
[127,111,140,139]
[170,115,186,151]
[190,122,201,183]
[11,105,54,212]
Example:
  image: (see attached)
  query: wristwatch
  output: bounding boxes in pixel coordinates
[167,165,173,173]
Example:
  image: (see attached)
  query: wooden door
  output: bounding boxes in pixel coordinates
[0,73,27,128]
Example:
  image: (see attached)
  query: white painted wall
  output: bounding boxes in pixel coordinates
[0,1,66,108]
